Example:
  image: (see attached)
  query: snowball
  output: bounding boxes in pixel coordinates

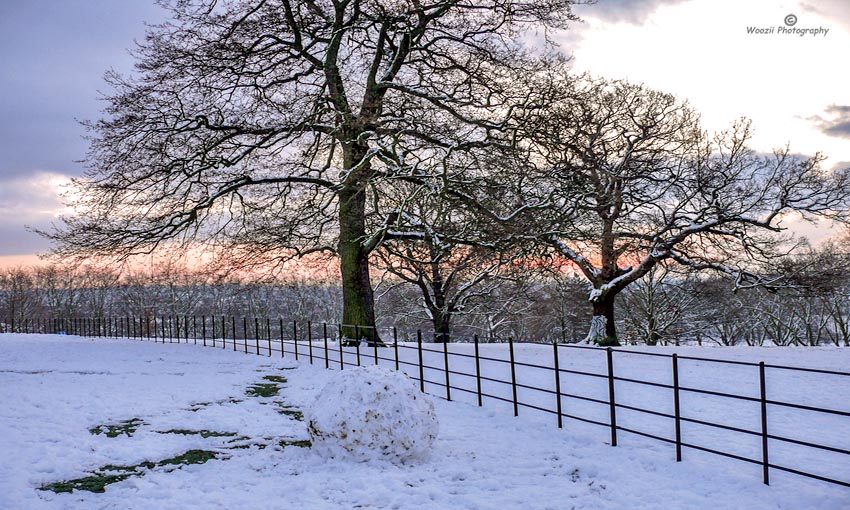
[306,365,438,464]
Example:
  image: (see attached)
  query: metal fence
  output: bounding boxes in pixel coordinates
[3,315,850,490]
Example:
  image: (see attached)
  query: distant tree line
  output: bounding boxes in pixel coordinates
[4,235,849,346]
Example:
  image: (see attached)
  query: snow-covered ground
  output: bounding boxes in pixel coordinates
[1,333,848,509]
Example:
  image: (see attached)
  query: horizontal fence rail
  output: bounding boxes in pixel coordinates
[2,315,850,491]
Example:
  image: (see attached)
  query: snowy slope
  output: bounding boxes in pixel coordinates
[1,333,848,509]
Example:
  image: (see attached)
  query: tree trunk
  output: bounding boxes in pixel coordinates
[586,293,620,346]
[429,260,451,343]
[647,316,659,346]
[337,154,379,346]
[432,311,451,343]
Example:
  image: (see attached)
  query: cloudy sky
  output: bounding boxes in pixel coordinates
[0,0,848,267]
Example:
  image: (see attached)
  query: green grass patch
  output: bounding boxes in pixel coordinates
[278,408,304,421]
[39,450,222,494]
[158,449,219,467]
[101,461,156,472]
[263,374,287,383]
[88,418,145,438]
[226,442,267,450]
[246,383,280,397]
[157,429,237,438]
[40,473,134,494]
[279,439,312,448]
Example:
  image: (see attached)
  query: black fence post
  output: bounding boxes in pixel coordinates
[673,353,682,461]
[553,342,563,429]
[193,316,197,345]
[759,361,770,485]
[243,317,248,354]
[255,317,260,355]
[509,338,519,417]
[202,316,207,347]
[373,328,379,365]
[393,327,399,371]
[231,317,236,351]
[266,318,272,356]
[417,330,425,393]
[474,334,482,407]
[308,320,314,364]
[323,322,329,369]
[443,339,451,401]
[606,347,618,447]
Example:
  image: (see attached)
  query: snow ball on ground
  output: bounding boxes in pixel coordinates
[306,365,438,464]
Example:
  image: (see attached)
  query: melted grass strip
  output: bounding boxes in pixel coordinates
[246,383,280,397]
[40,473,134,494]
[279,439,312,448]
[39,450,221,494]
[88,418,145,438]
[158,449,219,467]
[157,429,237,438]
[263,375,287,383]
[278,409,304,421]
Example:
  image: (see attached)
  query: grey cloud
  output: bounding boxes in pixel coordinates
[574,0,690,25]
[0,1,166,178]
[808,105,850,139]
[824,121,850,138]
[0,224,53,257]
[0,1,165,257]
[0,171,71,256]
[829,161,850,173]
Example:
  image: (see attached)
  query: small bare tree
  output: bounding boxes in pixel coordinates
[620,265,697,345]
[373,181,524,341]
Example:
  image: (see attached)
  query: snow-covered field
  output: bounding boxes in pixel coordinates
[1,333,848,509]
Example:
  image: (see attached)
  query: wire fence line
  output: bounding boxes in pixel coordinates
[3,314,850,491]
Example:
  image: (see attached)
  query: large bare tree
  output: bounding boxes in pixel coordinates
[521,74,850,345]
[43,0,579,340]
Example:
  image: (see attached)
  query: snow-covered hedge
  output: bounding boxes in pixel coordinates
[306,365,438,463]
